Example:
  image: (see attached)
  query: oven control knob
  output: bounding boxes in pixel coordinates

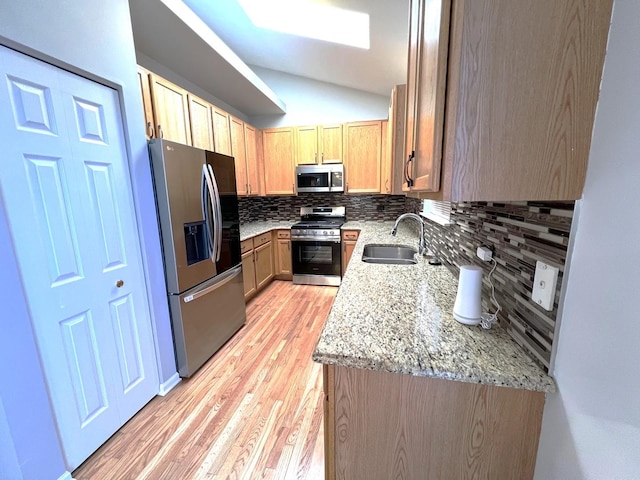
[323,231,328,235]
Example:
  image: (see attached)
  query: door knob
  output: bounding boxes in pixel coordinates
[116,280,124,288]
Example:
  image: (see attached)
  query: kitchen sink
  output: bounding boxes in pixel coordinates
[361,244,418,265]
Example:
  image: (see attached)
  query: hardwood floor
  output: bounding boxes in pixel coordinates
[73,281,337,479]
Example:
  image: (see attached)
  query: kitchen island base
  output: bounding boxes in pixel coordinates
[323,364,545,480]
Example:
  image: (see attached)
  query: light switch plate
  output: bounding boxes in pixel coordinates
[532,261,559,311]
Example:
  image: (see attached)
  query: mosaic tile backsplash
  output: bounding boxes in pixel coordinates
[238,193,407,224]
[406,198,574,371]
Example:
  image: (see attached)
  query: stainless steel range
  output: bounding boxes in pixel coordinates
[291,206,346,286]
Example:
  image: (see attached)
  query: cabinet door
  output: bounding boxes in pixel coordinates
[254,241,274,290]
[295,125,319,165]
[343,121,382,194]
[230,115,248,196]
[389,85,407,194]
[262,128,296,195]
[241,250,256,301]
[342,240,357,276]
[406,0,450,192]
[244,124,261,196]
[136,66,155,139]
[212,106,232,156]
[319,124,343,164]
[149,73,192,145]
[188,94,214,150]
[276,238,292,278]
[381,120,391,194]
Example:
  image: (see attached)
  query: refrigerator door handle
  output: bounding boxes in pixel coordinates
[207,164,223,262]
[183,265,242,303]
[201,163,216,263]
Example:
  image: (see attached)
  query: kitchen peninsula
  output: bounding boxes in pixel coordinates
[313,222,554,479]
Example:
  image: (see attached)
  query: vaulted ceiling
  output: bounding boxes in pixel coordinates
[129,0,410,116]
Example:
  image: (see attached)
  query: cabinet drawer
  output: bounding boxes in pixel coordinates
[342,230,360,241]
[254,232,272,247]
[276,230,291,239]
[241,239,253,254]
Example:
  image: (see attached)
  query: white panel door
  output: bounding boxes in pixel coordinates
[0,46,159,470]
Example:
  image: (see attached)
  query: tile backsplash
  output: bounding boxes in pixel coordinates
[406,198,574,372]
[239,193,406,223]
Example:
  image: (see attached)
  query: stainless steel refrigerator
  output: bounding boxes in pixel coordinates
[149,139,246,377]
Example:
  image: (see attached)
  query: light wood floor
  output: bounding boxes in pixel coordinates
[74,280,337,480]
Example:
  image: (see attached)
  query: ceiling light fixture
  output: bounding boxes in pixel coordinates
[238,0,370,49]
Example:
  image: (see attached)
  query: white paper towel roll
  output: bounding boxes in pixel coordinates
[453,265,483,326]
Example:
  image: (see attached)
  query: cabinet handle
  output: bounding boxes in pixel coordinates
[321,152,324,162]
[246,183,250,195]
[385,178,389,193]
[315,152,317,163]
[346,182,349,192]
[158,125,164,139]
[405,151,414,187]
[147,122,154,138]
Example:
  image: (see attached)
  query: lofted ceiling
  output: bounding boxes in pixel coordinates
[129,0,410,116]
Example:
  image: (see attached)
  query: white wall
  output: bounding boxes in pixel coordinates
[534,1,640,478]
[248,66,389,128]
[0,0,177,476]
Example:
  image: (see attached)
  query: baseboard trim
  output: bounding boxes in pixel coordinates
[58,471,73,480]
[158,373,181,396]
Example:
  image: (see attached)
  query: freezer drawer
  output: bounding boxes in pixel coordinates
[168,265,246,377]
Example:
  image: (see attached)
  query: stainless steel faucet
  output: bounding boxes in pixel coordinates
[391,213,428,255]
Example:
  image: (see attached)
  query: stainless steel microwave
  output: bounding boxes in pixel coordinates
[296,164,344,193]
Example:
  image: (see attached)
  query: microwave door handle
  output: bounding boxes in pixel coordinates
[202,164,217,263]
[207,164,223,262]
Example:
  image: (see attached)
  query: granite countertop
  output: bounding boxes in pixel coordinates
[239,221,296,241]
[313,221,556,393]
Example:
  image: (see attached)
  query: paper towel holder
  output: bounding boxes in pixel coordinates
[453,265,483,326]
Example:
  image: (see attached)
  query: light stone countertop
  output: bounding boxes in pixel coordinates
[313,221,556,393]
[239,221,296,241]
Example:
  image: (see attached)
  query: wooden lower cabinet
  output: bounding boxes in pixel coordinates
[341,230,359,275]
[241,250,256,299]
[322,364,545,480]
[254,241,274,290]
[274,230,292,280]
[241,234,274,302]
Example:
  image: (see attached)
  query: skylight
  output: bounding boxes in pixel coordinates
[238,0,370,49]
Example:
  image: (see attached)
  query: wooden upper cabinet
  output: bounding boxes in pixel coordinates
[136,66,155,139]
[388,85,407,195]
[295,126,319,165]
[262,127,296,195]
[343,121,382,194]
[244,124,261,196]
[408,0,613,201]
[404,0,449,193]
[381,120,391,194]
[148,73,192,145]
[294,124,343,164]
[319,124,343,164]
[212,106,232,156]
[230,115,249,196]
[188,94,214,150]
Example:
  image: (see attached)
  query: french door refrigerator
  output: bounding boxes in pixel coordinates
[149,139,246,377]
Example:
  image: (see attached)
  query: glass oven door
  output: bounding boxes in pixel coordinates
[291,239,341,278]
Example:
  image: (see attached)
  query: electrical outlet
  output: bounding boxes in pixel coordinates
[531,261,559,311]
[477,246,493,261]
